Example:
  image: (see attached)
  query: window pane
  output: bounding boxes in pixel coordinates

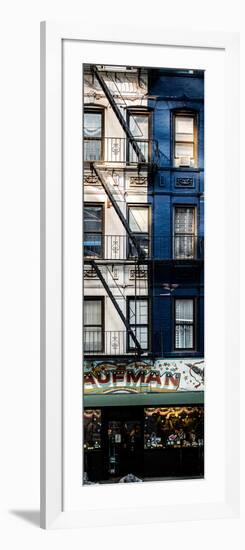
[175,142,194,158]
[174,235,195,258]
[84,328,102,352]
[84,300,102,326]
[128,235,149,258]
[84,140,102,161]
[129,114,149,139]
[84,112,102,137]
[84,234,102,258]
[129,207,148,232]
[175,116,194,135]
[176,133,193,142]
[129,299,148,324]
[84,206,102,232]
[129,327,148,349]
[174,207,195,234]
[175,324,193,349]
[175,299,193,323]
[129,141,149,163]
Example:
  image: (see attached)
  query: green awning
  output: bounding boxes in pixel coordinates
[83,391,204,408]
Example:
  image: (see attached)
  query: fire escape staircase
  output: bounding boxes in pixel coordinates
[86,66,150,356]
[92,66,146,163]
[91,66,147,260]
[92,163,144,260]
[90,260,142,355]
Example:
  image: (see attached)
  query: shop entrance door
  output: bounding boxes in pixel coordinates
[104,407,144,480]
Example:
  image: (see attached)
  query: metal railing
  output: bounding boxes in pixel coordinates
[83,329,148,355]
[83,329,202,356]
[83,234,204,261]
[83,137,159,165]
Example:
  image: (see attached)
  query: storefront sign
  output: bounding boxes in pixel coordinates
[84,359,204,395]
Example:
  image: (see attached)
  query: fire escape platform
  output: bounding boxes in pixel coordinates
[84,161,155,172]
[84,258,150,265]
[84,258,203,266]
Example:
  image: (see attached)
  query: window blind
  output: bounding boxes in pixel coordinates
[84,300,102,326]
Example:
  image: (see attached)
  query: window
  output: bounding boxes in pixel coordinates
[173,113,197,167]
[128,298,148,351]
[84,298,104,352]
[175,299,195,350]
[128,111,149,162]
[84,110,103,161]
[84,204,103,258]
[144,406,204,449]
[128,205,150,258]
[174,206,196,259]
[84,409,102,452]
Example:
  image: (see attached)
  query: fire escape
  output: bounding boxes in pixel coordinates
[84,66,153,359]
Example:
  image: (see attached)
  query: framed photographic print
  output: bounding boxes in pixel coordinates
[40,22,240,529]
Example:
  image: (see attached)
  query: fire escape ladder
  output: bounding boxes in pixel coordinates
[90,260,142,354]
[93,163,145,259]
[92,66,146,163]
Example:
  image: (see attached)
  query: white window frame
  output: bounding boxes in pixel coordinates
[173,111,197,167]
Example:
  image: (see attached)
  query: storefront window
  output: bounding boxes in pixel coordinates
[144,406,204,449]
[84,409,102,450]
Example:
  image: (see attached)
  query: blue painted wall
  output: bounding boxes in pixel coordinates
[148,69,204,359]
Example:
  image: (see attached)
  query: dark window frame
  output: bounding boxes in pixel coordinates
[173,297,196,351]
[83,107,105,162]
[127,203,151,259]
[84,296,105,353]
[173,204,197,259]
[83,202,104,259]
[127,296,149,352]
[172,110,198,168]
[126,108,151,163]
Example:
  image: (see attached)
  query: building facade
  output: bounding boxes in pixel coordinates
[83,65,204,483]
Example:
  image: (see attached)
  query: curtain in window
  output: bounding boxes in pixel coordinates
[175,299,194,349]
[84,112,102,160]
[174,207,195,259]
[175,116,194,158]
[84,300,101,325]
[175,299,193,322]
[175,325,193,349]
[175,116,194,140]
[84,113,102,137]
[84,300,102,352]
[175,207,194,234]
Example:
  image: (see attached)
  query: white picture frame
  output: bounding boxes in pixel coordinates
[40,22,240,529]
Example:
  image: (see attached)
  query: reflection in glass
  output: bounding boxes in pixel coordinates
[144,406,204,449]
